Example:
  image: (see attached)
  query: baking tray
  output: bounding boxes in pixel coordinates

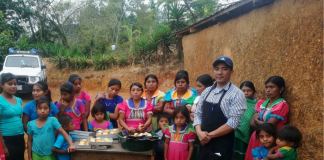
[89,138,113,146]
[74,142,91,149]
[70,130,95,136]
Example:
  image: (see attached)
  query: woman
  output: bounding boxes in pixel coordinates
[164,73,197,115]
[189,74,214,122]
[68,74,91,118]
[172,70,197,96]
[94,78,123,128]
[142,74,165,131]
[0,73,24,160]
[245,76,289,160]
[234,81,258,160]
[118,82,153,133]
[22,81,59,132]
[189,74,213,160]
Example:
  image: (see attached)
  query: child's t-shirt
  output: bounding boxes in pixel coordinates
[53,133,73,160]
[27,117,61,156]
[75,90,91,106]
[23,101,59,121]
[88,120,113,131]
[56,99,85,130]
[252,146,269,160]
[275,146,298,160]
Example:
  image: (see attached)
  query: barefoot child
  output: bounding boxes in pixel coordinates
[52,115,75,160]
[88,104,113,132]
[252,123,277,160]
[27,96,75,160]
[164,106,196,160]
[155,113,171,160]
[267,125,302,160]
[56,82,88,131]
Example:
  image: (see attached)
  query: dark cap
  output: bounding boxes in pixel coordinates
[212,56,233,70]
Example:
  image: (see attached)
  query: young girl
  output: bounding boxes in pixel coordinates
[267,125,302,160]
[23,81,59,133]
[88,104,113,132]
[252,123,277,160]
[56,82,88,131]
[234,81,258,160]
[27,96,75,160]
[164,106,196,160]
[94,78,123,128]
[53,115,75,160]
[0,73,23,160]
[68,74,91,119]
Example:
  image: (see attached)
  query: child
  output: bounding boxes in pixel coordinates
[234,81,258,160]
[88,104,114,132]
[267,125,302,160]
[155,113,172,160]
[164,106,196,160]
[68,74,91,119]
[52,115,74,160]
[252,123,277,160]
[94,78,123,128]
[27,96,75,160]
[56,82,88,131]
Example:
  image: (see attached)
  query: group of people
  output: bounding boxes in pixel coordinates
[0,56,302,160]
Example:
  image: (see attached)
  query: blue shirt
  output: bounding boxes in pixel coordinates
[252,146,269,159]
[27,117,62,156]
[23,101,59,121]
[0,95,23,136]
[96,93,123,127]
[193,82,247,130]
[54,133,73,160]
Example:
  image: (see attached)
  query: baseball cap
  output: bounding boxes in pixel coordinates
[212,56,233,70]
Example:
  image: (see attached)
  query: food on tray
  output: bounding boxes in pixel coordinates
[78,139,89,145]
[90,138,95,142]
[95,137,102,142]
[96,130,103,136]
[104,129,110,134]
[103,132,108,135]
[139,133,144,136]
[103,138,112,142]
[111,129,118,134]
[134,133,139,136]
[144,132,152,137]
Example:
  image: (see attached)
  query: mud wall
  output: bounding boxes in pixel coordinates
[182,0,323,159]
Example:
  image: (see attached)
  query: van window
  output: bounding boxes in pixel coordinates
[5,56,39,68]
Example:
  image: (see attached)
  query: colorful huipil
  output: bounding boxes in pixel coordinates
[245,98,289,160]
[164,89,197,108]
[164,124,196,160]
[142,89,165,131]
[118,99,154,129]
[56,98,85,130]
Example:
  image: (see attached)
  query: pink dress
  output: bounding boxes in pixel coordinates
[118,99,154,129]
[56,98,86,130]
[75,90,91,104]
[89,120,112,131]
[164,124,196,160]
[245,98,289,160]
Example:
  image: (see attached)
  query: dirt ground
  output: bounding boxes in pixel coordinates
[21,57,182,159]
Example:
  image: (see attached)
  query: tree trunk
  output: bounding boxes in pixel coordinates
[176,37,183,61]
[183,0,196,22]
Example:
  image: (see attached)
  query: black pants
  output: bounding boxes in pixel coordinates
[3,134,25,160]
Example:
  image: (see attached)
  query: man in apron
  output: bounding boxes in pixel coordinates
[193,56,247,160]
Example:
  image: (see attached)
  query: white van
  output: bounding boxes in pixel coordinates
[0,48,47,93]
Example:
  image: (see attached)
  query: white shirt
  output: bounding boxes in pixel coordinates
[111,45,116,50]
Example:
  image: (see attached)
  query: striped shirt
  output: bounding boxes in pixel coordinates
[193,81,247,130]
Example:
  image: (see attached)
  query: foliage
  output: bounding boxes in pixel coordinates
[117,55,129,67]
[93,54,111,70]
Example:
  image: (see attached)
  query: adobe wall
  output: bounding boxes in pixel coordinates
[182,0,323,159]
